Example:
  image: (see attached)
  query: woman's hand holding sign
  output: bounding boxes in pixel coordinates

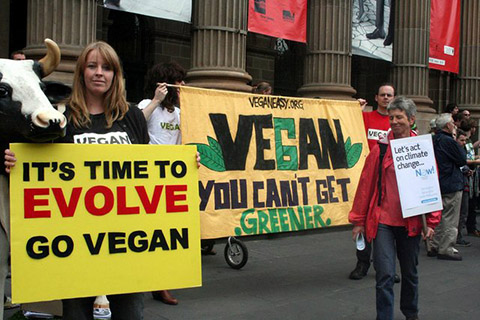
[4,149,16,174]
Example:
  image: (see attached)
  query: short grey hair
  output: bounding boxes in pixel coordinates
[387,96,417,119]
[435,113,453,130]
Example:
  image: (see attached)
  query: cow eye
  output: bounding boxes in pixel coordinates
[0,84,11,98]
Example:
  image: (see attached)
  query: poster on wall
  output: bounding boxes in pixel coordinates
[248,0,307,43]
[352,0,393,62]
[101,0,192,23]
[180,86,369,239]
[429,0,461,74]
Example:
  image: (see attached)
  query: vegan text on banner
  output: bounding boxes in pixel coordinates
[429,0,461,73]
[9,144,201,303]
[180,86,369,239]
[248,0,307,43]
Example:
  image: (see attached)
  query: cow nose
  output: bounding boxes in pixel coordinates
[34,111,67,129]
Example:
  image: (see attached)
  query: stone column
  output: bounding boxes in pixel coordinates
[0,1,10,58]
[298,0,356,100]
[186,0,252,92]
[456,0,480,115]
[24,0,96,85]
[391,0,434,132]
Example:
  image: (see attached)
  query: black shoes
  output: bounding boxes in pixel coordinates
[467,229,480,237]
[437,253,463,261]
[349,264,368,280]
[383,34,393,46]
[428,246,462,260]
[427,247,438,257]
[366,28,386,40]
[456,239,471,247]
[349,264,401,282]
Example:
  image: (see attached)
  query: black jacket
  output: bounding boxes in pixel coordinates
[432,130,466,194]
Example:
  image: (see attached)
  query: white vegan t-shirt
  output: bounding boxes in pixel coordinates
[137,99,181,145]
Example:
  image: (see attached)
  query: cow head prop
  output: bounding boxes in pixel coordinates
[0,39,70,142]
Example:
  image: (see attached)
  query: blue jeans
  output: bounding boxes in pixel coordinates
[63,293,144,320]
[373,224,420,320]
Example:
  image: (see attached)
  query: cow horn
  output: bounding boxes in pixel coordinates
[38,38,61,78]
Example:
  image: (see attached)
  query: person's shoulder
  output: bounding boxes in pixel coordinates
[362,110,372,117]
[362,110,387,120]
[125,104,145,120]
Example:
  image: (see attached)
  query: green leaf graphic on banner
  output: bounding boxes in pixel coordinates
[347,143,362,168]
[207,136,222,155]
[345,137,351,152]
[189,142,226,172]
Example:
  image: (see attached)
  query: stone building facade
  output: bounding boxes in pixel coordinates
[1,0,479,133]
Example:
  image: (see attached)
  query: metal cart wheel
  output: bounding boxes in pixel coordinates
[224,236,248,269]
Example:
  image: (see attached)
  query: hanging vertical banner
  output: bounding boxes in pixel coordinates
[248,0,307,43]
[101,0,192,23]
[429,0,461,73]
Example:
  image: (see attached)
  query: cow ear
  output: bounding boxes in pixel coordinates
[43,81,72,104]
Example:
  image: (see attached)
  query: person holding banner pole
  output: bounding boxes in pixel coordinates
[138,61,185,306]
[349,96,440,320]
[5,41,149,320]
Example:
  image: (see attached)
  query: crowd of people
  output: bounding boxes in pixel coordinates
[2,40,479,320]
[429,106,480,254]
[352,88,480,319]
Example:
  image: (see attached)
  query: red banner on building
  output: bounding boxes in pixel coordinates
[429,0,461,73]
[248,0,307,43]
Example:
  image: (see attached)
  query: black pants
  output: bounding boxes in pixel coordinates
[466,194,478,233]
[374,0,385,30]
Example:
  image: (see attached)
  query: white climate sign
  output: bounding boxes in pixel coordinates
[390,134,443,218]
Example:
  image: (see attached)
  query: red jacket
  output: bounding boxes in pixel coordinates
[349,130,442,242]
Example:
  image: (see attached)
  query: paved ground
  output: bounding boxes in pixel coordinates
[5,221,480,319]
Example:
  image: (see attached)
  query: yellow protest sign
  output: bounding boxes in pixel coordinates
[9,143,201,303]
[180,86,369,239]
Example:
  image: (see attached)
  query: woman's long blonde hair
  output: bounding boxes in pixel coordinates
[67,41,128,128]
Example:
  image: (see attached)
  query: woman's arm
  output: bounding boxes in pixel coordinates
[141,83,168,121]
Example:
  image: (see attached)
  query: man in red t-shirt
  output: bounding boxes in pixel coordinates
[361,84,395,151]
[349,83,395,280]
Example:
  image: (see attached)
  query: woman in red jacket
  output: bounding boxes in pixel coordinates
[349,96,441,320]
